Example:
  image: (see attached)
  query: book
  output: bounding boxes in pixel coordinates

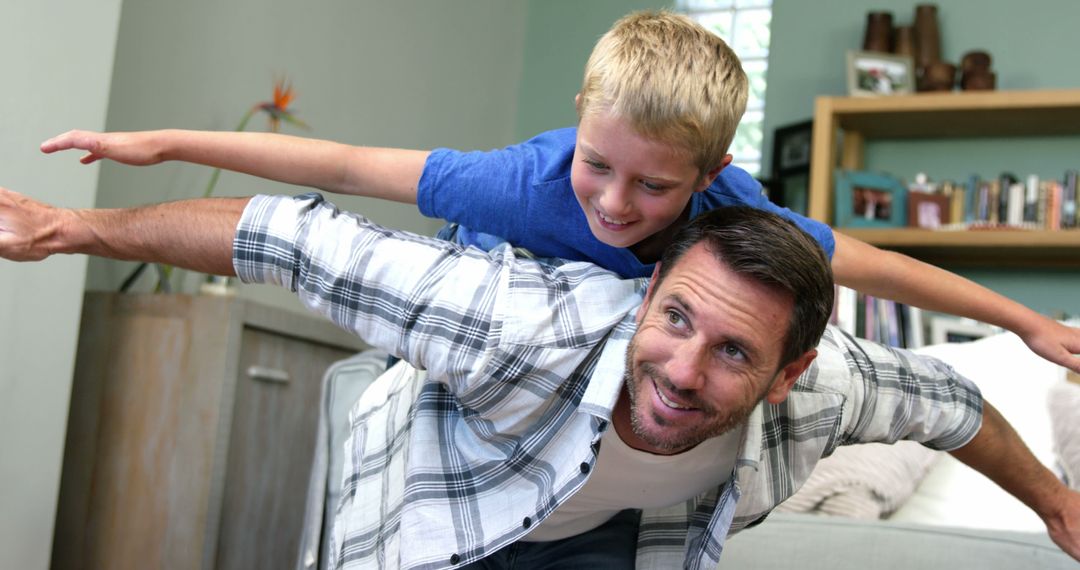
[906,306,925,348]
[998,172,1017,223]
[1006,182,1024,226]
[1024,174,1039,223]
[834,286,858,336]
[965,174,980,223]
[1063,170,1078,229]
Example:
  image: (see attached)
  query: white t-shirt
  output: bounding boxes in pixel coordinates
[522,425,739,542]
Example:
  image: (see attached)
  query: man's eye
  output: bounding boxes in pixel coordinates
[666,310,684,326]
[720,343,746,361]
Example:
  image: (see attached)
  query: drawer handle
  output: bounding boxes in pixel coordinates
[247,365,290,384]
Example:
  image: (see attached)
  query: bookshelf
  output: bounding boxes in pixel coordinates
[808,88,1080,267]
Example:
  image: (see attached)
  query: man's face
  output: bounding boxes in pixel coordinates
[570,106,720,257]
[617,243,814,455]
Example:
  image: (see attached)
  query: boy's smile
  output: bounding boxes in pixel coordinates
[570,107,725,261]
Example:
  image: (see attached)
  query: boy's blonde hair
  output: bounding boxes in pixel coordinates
[578,10,748,176]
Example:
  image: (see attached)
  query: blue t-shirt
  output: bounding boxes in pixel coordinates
[417,127,835,279]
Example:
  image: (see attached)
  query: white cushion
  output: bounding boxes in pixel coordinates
[889,332,1062,531]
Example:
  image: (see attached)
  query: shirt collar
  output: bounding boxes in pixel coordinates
[578,308,639,421]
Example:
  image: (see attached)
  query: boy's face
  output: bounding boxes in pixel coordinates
[570,107,726,253]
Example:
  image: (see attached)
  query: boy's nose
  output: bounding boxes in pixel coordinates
[597,181,634,217]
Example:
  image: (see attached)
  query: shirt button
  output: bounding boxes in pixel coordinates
[450,553,461,565]
[522,516,532,529]
[597,420,608,432]
[580,462,591,474]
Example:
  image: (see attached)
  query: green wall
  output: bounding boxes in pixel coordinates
[95,0,528,313]
[764,0,1080,316]
[515,0,670,139]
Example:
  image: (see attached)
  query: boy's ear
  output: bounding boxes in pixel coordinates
[574,93,582,114]
[695,154,733,193]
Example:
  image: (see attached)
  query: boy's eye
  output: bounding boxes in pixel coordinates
[584,158,609,171]
[641,180,668,192]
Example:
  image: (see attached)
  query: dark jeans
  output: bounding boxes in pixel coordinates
[460,509,641,569]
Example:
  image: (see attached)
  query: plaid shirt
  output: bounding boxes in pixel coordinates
[234,194,983,570]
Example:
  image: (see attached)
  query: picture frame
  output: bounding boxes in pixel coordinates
[907,192,951,229]
[771,119,813,177]
[847,50,915,97]
[834,169,908,228]
[929,317,1000,345]
[766,119,814,214]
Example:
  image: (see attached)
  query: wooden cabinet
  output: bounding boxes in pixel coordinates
[808,88,1080,267]
[53,293,367,570]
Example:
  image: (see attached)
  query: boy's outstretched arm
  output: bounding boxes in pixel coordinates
[41,130,428,204]
[832,232,1080,372]
[949,402,1080,561]
[0,186,243,274]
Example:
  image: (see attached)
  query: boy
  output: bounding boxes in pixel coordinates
[41,10,1080,372]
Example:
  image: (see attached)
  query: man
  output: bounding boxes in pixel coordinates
[1,187,1078,569]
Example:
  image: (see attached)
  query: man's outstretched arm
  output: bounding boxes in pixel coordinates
[950,401,1080,560]
[0,186,246,274]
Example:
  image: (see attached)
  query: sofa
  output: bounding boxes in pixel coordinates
[299,329,1080,569]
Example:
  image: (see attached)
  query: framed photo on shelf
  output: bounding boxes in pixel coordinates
[772,120,813,177]
[907,192,951,229]
[767,119,814,214]
[834,169,907,228]
[846,51,915,97]
[929,317,1000,345]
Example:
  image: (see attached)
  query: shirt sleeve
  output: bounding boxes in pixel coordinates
[417,145,540,247]
[233,193,511,387]
[700,167,837,259]
[811,328,984,452]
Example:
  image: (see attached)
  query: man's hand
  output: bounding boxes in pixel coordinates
[1020,317,1080,374]
[0,187,65,261]
[41,129,165,166]
[1,185,245,274]
[1045,488,1080,562]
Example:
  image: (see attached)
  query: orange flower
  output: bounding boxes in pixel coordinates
[254,78,309,132]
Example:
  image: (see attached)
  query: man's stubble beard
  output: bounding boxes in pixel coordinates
[622,336,759,454]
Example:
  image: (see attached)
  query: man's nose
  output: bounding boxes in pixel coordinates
[666,342,707,391]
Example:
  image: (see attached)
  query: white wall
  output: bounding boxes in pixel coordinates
[0,2,123,569]
[92,0,528,314]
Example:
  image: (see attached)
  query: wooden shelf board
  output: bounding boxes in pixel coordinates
[837,228,1080,267]
[823,89,1080,138]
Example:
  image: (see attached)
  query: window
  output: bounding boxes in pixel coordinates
[678,0,772,177]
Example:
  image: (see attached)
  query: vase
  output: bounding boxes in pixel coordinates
[893,25,916,58]
[862,11,894,53]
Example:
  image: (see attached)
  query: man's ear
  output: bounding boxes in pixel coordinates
[636,262,662,323]
[765,349,817,404]
[695,154,733,193]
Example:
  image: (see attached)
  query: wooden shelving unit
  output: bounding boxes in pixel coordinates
[808,88,1080,267]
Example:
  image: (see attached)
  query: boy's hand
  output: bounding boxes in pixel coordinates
[41,130,165,166]
[0,187,63,262]
[1021,317,1080,374]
